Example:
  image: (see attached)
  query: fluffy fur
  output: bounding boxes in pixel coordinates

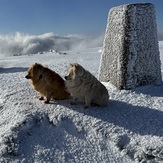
[65,63,109,108]
[25,63,70,103]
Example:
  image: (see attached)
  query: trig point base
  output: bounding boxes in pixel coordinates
[99,3,162,89]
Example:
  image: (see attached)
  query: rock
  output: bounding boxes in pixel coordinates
[99,3,162,89]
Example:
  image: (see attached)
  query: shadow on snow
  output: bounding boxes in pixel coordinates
[0,67,28,74]
[68,99,163,137]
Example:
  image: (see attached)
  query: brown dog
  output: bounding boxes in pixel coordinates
[25,63,70,103]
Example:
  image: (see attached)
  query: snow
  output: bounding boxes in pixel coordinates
[0,42,163,162]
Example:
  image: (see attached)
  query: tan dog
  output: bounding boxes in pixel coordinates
[25,63,70,103]
[65,63,109,108]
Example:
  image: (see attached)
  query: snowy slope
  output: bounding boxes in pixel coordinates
[0,42,163,162]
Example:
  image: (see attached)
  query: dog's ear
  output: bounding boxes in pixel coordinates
[70,63,73,67]
[33,63,40,72]
[74,63,79,68]
[70,63,79,69]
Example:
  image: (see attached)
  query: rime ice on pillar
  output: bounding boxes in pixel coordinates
[98,3,162,89]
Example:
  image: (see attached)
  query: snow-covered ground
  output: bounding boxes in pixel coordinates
[0,42,163,162]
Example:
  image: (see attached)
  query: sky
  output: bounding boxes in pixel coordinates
[0,0,163,38]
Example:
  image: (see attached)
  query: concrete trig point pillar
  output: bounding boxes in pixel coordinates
[99,3,162,89]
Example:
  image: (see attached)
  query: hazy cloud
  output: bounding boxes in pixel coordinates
[0,32,103,57]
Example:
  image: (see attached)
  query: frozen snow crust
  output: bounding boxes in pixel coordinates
[0,44,163,162]
[99,3,162,89]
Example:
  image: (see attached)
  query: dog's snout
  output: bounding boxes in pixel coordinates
[64,76,68,80]
[25,75,30,79]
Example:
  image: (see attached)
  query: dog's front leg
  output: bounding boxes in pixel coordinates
[84,96,91,109]
[70,96,77,105]
[45,92,51,104]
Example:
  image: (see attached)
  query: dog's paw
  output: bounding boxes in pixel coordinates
[39,97,44,100]
[44,100,49,104]
[84,105,89,109]
[70,102,76,105]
